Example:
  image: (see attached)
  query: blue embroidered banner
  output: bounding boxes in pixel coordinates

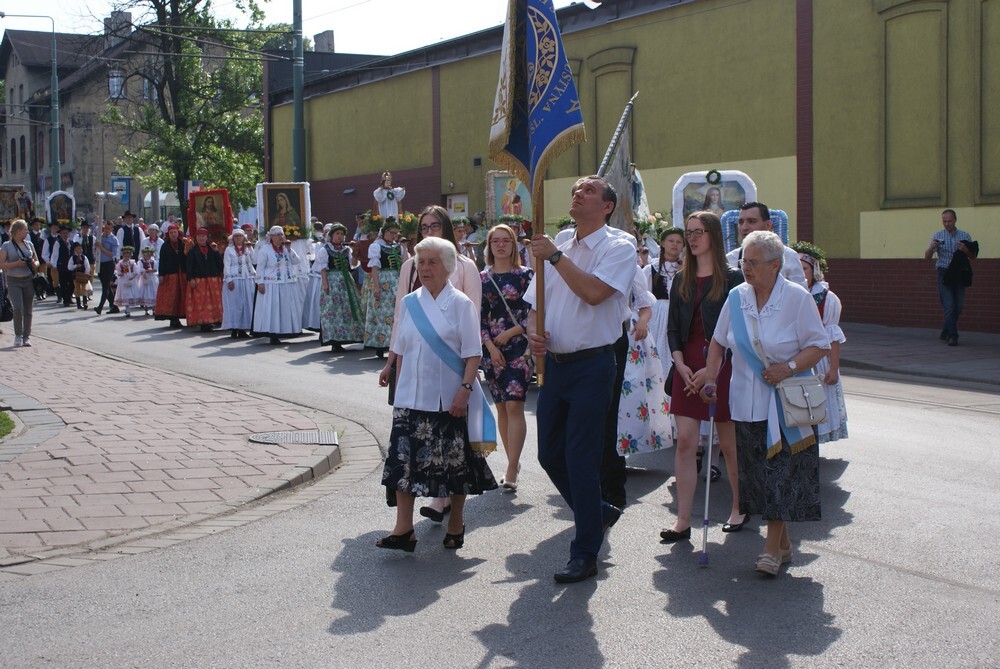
[489,0,586,198]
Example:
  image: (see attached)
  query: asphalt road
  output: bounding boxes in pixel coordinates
[2,307,998,668]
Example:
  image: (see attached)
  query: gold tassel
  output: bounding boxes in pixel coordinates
[766,440,782,460]
[789,433,816,456]
[470,441,497,455]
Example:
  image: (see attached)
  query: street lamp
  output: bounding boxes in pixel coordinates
[0,12,60,196]
[94,192,114,226]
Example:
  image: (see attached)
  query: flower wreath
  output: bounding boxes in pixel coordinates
[706,169,722,185]
[790,241,829,274]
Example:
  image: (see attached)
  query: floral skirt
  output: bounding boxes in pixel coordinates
[617,313,674,455]
[736,420,821,522]
[154,273,187,319]
[382,407,498,498]
[363,269,398,350]
[320,271,364,345]
[186,277,224,325]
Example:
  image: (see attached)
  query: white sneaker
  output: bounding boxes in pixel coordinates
[21,338,31,348]
[13,336,23,348]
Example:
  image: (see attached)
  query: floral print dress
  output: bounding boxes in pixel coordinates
[480,267,534,402]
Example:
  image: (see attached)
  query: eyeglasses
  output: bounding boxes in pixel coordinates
[684,229,706,239]
[738,258,772,270]
[419,222,442,233]
[490,238,513,246]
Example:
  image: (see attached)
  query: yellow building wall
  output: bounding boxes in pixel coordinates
[860,206,1000,259]
[271,69,435,182]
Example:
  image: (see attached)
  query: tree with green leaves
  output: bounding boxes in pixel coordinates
[102,0,284,215]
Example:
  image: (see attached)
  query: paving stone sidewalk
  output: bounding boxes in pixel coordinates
[0,339,349,564]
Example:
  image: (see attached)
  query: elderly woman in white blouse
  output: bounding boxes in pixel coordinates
[701,231,830,578]
[376,236,497,553]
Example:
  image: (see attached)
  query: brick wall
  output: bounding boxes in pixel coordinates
[829,258,1000,334]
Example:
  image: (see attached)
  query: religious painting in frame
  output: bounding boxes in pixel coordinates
[256,182,310,241]
[485,170,532,224]
[673,170,757,250]
[46,191,75,225]
[187,188,233,250]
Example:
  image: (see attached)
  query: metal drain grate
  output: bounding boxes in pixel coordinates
[248,430,339,446]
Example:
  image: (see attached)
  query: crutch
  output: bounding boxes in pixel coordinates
[699,400,716,568]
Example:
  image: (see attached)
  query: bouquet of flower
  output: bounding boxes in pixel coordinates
[361,210,384,235]
[283,224,302,240]
[397,211,419,237]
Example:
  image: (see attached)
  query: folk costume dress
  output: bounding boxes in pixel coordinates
[137,256,159,308]
[811,281,849,443]
[185,243,225,326]
[114,258,142,308]
[479,266,534,402]
[301,251,323,332]
[154,239,187,320]
[363,238,404,351]
[318,242,364,345]
[617,264,673,455]
[649,259,681,379]
[221,243,256,331]
[253,243,304,337]
[382,284,498,500]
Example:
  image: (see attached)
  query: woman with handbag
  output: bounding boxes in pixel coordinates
[701,230,830,577]
[661,211,744,544]
[375,236,497,552]
[0,220,40,347]
[480,223,533,491]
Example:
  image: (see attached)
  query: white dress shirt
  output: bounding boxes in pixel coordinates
[712,275,830,421]
[391,283,481,411]
[524,225,636,354]
[727,245,808,289]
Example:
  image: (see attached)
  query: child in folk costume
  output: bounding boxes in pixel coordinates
[617,260,674,456]
[222,228,256,339]
[137,246,159,315]
[185,227,225,332]
[66,242,91,310]
[318,223,364,350]
[114,246,142,317]
[253,225,304,345]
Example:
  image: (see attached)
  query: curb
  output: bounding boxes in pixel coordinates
[840,359,1000,389]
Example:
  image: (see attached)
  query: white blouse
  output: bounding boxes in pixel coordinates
[391,284,481,412]
[255,244,301,284]
[224,245,256,281]
[713,275,831,422]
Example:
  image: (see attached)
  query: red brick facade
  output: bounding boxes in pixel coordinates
[827,259,1000,334]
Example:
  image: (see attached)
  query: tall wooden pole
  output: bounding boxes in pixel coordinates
[533,188,545,386]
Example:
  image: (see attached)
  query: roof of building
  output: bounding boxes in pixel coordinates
[0,29,102,75]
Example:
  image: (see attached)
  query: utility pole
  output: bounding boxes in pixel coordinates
[291,0,305,182]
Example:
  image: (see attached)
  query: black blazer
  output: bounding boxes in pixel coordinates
[666,267,743,354]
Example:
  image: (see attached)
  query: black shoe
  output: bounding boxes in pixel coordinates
[602,504,623,534]
[199,324,213,332]
[108,306,120,314]
[94,306,103,315]
[237,330,251,339]
[948,337,958,347]
[443,525,466,549]
[169,319,183,329]
[710,465,721,482]
[419,504,451,523]
[269,336,281,345]
[722,514,749,533]
[376,347,386,359]
[331,343,344,352]
[659,527,691,543]
[940,331,949,341]
[376,530,417,553]
[230,329,239,339]
[554,558,598,583]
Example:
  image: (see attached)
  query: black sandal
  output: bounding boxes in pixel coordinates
[376,530,417,552]
[443,526,465,550]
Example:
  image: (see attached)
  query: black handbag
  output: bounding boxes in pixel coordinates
[386,359,397,406]
[1,296,12,322]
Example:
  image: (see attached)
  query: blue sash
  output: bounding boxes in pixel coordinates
[728,294,815,458]
[403,292,497,450]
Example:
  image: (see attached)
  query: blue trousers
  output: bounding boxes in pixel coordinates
[536,348,617,560]
[937,268,965,339]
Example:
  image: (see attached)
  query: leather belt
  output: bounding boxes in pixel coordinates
[548,344,613,364]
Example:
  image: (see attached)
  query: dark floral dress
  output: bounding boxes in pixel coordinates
[736,421,821,522]
[480,266,534,402]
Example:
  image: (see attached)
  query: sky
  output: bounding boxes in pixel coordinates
[0,0,589,56]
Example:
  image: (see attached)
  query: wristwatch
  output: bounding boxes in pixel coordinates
[547,250,563,265]
[461,382,473,391]
[786,360,798,371]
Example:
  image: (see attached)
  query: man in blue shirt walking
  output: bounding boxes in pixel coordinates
[924,209,977,346]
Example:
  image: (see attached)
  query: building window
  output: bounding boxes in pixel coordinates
[19,135,26,171]
[38,131,44,169]
[109,70,126,99]
[9,139,15,173]
[143,77,158,104]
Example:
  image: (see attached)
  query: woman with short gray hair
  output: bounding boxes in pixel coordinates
[0,220,40,347]
[701,230,830,577]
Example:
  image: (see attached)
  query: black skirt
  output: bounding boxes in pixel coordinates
[735,420,821,522]
[382,407,498,498]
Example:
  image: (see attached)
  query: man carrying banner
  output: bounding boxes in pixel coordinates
[526,176,636,583]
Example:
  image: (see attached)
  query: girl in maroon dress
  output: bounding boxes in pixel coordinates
[662,211,745,542]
